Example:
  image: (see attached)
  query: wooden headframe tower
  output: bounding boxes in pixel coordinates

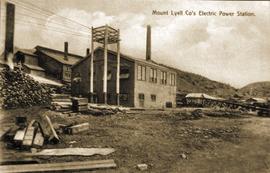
[91,25,120,105]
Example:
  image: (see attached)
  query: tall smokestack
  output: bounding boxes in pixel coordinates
[64,42,68,61]
[146,25,151,61]
[4,2,15,61]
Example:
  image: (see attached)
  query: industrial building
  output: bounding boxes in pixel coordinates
[71,25,177,108]
[14,43,85,83]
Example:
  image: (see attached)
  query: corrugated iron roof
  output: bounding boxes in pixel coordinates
[185,93,224,100]
[15,48,37,57]
[23,64,45,71]
[72,47,176,72]
[35,46,83,65]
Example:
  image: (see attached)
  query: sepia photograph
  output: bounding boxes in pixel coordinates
[0,0,269,172]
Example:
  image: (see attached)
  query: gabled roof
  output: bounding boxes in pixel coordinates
[23,64,45,71]
[35,46,84,65]
[15,48,37,57]
[72,47,176,72]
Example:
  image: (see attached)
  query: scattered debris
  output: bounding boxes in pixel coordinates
[29,148,115,156]
[137,163,148,171]
[181,153,187,159]
[0,159,117,173]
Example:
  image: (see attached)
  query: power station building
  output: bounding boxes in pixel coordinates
[71,25,177,108]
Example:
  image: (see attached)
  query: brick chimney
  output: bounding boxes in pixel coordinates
[86,48,90,56]
[64,42,68,61]
[146,25,151,61]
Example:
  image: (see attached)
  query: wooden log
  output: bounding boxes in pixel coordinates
[68,123,89,134]
[0,159,116,173]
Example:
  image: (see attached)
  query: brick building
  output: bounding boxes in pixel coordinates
[71,47,177,108]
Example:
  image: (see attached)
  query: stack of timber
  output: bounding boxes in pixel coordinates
[72,97,88,112]
[1,115,59,149]
[50,94,72,112]
[0,68,52,109]
[87,104,129,116]
[2,118,45,149]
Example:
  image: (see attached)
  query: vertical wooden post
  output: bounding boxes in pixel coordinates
[116,29,120,106]
[103,25,108,104]
[90,27,94,102]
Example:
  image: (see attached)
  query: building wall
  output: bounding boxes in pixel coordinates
[94,50,135,107]
[62,65,72,82]
[37,52,63,80]
[24,54,38,66]
[23,65,45,77]
[134,61,177,108]
[71,57,90,97]
[71,49,177,108]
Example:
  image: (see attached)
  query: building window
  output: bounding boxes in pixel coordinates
[161,71,167,85]
[151,94,156,102]
[138,93,144,100]
[120,93,128,101]
[120,68,129,79]
[137,65,146,81]
[170,73,176,86]
[150,68,157,83]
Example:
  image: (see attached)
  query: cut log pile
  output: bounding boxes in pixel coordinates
[0,68,52,109]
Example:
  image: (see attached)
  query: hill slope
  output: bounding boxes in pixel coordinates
[176,70,236,98]
[238,81,270,98]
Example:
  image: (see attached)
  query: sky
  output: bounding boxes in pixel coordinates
[0,0,269,88]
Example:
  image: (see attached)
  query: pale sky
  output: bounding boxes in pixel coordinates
[0,0,269,88]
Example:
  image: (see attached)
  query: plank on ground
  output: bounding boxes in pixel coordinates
[30,147,115,156]
[0,159,116,173]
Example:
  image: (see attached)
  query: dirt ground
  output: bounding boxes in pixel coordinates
[1,107,270,173]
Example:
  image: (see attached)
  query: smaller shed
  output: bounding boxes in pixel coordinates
[185,93,223,107]
[14,49,45,77]
[246,97,267,104]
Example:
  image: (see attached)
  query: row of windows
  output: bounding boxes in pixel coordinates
[139,93,157,102]
[137,64,176,86]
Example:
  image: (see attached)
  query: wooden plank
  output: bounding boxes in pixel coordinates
[32,132,44,148]
[13,128,26,143]
[68,123,89,134]
[22,126,35,147]
[0,159,116,173]
[30,148,115,156]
